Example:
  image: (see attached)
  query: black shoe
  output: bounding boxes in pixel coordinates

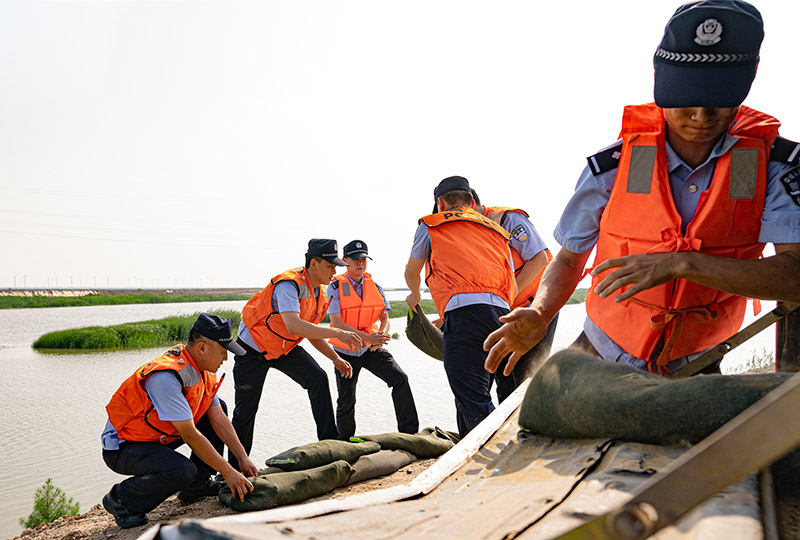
[177,477,225,503]
[102,487,148,529]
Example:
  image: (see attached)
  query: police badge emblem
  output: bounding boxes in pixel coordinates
[695,18,723,46]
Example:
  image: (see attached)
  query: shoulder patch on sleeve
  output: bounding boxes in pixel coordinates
[771,137,800,165]
[510,224,528,242]
[779,166,800,207]
[587,140,623,176]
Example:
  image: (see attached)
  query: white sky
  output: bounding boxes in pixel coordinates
[1,0,798,290]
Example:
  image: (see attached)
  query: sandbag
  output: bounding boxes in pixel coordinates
[405,304,443,360]
[520,350,792,446]
[265,439,381,471]
[345,449,417,485]
[218,460,353,512]
[355,427,459,459]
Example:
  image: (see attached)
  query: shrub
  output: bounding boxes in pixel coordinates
[19,478,80,529]
[33,309,243,351]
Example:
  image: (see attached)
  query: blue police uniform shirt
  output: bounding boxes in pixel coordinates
[411,221,514,313]
[555,130,800,370]
[237,280,317,352]
[326,273,391,357]
[101,371,220,450]
[487,208,549,261]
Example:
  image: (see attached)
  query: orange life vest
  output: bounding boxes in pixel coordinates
[105,344,220,444]
[586,103,780,368]
[421,206,516,318]
[328,272,385,349]
[481,206,553,309]
[242,268,330,360]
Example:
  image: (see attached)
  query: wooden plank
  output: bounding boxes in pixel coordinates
[520,442,763,540]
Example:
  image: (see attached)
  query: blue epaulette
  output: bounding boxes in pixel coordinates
[586,140,623,176]
[771,136,800,165]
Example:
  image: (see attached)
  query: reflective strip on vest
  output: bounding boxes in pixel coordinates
[627,146,657,194]
[730,148,758,199]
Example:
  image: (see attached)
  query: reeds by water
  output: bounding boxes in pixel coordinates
[32,309,242,351]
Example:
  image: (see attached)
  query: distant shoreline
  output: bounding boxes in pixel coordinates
[0,287,413,298]
[0,288,263,298]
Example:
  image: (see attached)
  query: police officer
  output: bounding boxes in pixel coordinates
[485,0,800,377]
[405,176,516,436]
[101,313,258,529]
[230,239,362,469]
[327,240,419,439]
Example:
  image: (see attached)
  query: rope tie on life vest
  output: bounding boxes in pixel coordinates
[629,298,718,375]
[647,228,702,255]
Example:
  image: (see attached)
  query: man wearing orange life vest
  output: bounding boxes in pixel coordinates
[485,0,800,377]
[101,313,258,529]
[229,239,362,470]
[470,189,558,400]
[405,176,516,437]
[326,240,419,439]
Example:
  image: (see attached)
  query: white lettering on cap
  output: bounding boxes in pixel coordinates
[695,18,723,46]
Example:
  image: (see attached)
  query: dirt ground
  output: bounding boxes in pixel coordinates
[12,458,435,540]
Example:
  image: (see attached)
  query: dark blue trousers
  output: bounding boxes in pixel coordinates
[102,400,227,514]
[229,341,338,470]
[334,348,419,439]
[442,304,509,437]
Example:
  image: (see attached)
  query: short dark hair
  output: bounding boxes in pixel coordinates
[305,254,325,269]
[439,189,473,207]
[187,329,204,344]
[470,189,481,206]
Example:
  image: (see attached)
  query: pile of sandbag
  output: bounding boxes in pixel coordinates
[219,428,459,512]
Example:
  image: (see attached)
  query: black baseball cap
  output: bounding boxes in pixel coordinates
[653,0,763,108]
[191,313,246,355]
[343,240,372,260]
[306,238,346,266]
[433,176,471,200]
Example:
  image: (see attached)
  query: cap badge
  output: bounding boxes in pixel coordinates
[695,18,722,46]
[356,242,363,248]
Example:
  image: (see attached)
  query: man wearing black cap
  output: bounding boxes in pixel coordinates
[101,313,258,529]
[485,0,800,378]
[230,239,362,469]
[327,240,419,439]
[405,176,516,436]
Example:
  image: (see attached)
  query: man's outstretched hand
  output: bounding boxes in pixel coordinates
[483,308,548,376]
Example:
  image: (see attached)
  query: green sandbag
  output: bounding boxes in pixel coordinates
[519,349,792,446]
[218,460,353,512]
[345,449,417,485]
[355,427,459,459]
[265,439,381,471]
[406,304,443,361]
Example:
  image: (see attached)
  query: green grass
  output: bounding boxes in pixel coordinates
[0,293,251,310]
[567,288,587,304]
[33,309,242,351]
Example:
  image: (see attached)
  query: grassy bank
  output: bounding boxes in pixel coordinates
[0,293,251,310]
[33,310,242,351]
